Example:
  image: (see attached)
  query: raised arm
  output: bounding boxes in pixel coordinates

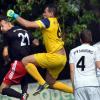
[7,10,39,28]
[16,17,39,28]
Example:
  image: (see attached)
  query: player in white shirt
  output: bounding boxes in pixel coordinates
[69,29,100,100]
[93,42,100,85]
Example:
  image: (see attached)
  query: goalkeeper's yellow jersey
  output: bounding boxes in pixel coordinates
[35,18,64,53]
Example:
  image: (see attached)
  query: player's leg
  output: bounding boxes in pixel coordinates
[21,75,28,94]
[20,75,29,99]
[1,82,23,99]
[0,60,28,100]
[22,53,72,95]
[75,87,100,100]
[44,54,73,93]
[52,81,73,93]
[74,88,87,100]
[23,63,49,96]
[22,54,49,95]
[46,71,73,93]
[87,87,100,100]
[22,55,47,85]
[33,53,73,94]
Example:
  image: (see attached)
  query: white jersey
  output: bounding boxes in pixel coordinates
[69,44,100,89]
[93,42,100,76]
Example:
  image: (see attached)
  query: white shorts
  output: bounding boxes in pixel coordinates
[74,87,100,100]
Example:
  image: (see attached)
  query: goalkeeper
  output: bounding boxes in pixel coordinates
[7,4,73,95]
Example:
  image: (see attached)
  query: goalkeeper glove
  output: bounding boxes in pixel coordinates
[7,9,19,19]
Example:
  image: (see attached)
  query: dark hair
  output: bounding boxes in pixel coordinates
[45,4,58,17]
[80,29,92,44]
[0,15,8,21]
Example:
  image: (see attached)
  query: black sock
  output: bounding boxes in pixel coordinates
[21,84,28,94]
[21,75,28,94]
[2,88,22,99]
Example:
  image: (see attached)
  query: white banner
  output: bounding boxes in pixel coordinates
[0,80,74,100]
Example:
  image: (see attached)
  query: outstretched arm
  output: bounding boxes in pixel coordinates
[16,17,39,28]
[7,10,39,28]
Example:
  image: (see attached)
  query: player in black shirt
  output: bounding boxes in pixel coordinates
[3,26,34,61]
[0,16,39,100]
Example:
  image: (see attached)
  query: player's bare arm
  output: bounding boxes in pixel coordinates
[2,46,8,57]
[2,46,11,65]
[7,10,39,28]
[96,61,100,69]
[32,39,39,46]
[70,63,74,85]
[16,17,39,28]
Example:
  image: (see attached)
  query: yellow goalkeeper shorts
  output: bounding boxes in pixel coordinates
[34,53,67,79]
